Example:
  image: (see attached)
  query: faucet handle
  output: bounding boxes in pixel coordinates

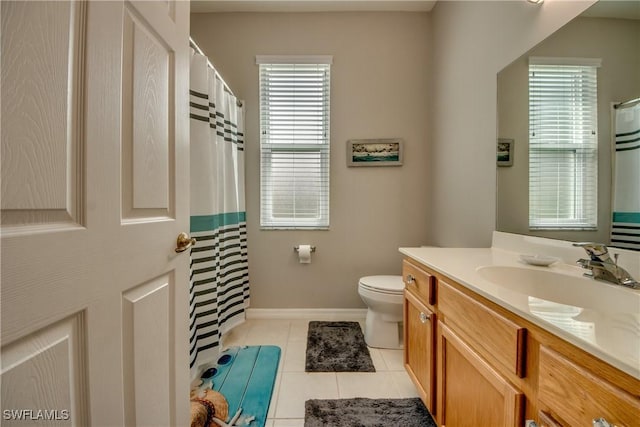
[573,242,610,260]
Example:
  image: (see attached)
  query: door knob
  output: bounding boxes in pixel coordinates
[175,232,196,253]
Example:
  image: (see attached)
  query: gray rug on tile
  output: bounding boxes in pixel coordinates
[305,398,437,427]
[305,321,375,372]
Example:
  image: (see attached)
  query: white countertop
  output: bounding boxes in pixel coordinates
[399,245,640,379]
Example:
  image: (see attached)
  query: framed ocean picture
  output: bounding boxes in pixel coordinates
[347,138,404,167]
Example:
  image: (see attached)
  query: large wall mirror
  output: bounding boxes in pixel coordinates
[497,0,640,249]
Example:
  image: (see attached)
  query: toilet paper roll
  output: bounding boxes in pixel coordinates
[298,245,312,264]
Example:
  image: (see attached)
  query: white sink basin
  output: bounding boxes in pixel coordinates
[476,265,640,314]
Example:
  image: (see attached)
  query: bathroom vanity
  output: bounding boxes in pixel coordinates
[400,233,640,427]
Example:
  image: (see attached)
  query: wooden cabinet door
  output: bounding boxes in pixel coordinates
[404,290,436,412]
[437,323,523,427]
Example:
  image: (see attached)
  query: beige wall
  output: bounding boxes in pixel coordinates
[190,2,595,308]
[497,17,640,243]
[191,12,431,308]
[428,0,595,247]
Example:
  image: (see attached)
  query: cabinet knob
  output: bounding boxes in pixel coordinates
[406,274,415,285]
[419,312,428,323]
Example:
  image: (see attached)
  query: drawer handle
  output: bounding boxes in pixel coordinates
[406,274,415,285]
[419,312,428,323]
[593,418,613,427]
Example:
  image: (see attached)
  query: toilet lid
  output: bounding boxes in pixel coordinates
[359,275,404,293]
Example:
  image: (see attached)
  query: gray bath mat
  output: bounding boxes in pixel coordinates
[305,321,375,372]
[305,397,436,427]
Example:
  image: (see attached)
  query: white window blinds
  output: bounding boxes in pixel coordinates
[258,56,332,229]
[528,58,600,230]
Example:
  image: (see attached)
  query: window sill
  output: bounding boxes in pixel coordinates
[260,226,330,231]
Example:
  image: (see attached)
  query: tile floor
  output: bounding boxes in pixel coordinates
[220,318,419,427]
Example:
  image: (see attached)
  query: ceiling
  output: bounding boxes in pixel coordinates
[581,0,640,20]
[190,0,438,13]
[190,0,640,19]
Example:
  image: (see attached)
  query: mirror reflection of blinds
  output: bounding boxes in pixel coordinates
[528,58,600,230]
[258,58,331,229]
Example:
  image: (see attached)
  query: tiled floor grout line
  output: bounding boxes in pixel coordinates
[269,320,292,419]
[333,372,340,399]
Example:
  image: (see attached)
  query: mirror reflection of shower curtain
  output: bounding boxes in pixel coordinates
[189,50,249,377]
[611,101,640,251]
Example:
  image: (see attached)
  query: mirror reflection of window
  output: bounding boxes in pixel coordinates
[528,58,600,230]
[496,0,640,246]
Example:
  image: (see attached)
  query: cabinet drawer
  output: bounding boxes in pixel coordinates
[439,280,527,377]
[539,346,640,427]
[402,259,436,306]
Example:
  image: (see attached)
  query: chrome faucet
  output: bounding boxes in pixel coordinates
[573,242,639,289]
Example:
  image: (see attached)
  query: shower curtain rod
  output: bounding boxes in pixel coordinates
[189,37,243,107]
[614,97,640,109]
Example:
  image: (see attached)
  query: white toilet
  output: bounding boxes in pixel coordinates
[358,275,404,349]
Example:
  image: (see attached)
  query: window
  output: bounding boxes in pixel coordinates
[257,56,331,229]
[528,57,600,229]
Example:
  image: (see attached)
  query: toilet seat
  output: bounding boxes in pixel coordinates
[358,275,404,295]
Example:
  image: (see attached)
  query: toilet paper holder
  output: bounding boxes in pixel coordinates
[293,245,316,253]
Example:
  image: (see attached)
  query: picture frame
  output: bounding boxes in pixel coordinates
[347,139,404,167]
[497,138,514,167]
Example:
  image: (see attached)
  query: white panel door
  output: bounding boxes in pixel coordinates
[1,1,191,426]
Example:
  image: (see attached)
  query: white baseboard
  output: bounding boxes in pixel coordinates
[246,308,367,320]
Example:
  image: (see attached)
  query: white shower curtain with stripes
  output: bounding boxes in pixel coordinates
[611,102,640,251]
[189,50,249,376]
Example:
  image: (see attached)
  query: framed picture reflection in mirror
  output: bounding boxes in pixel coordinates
[497,138,514,167]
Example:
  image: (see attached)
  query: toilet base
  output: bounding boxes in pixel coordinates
[364,310,403,349]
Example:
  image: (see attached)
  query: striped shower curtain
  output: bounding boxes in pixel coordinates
[189,50,249,376]
[611,102,640,250]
